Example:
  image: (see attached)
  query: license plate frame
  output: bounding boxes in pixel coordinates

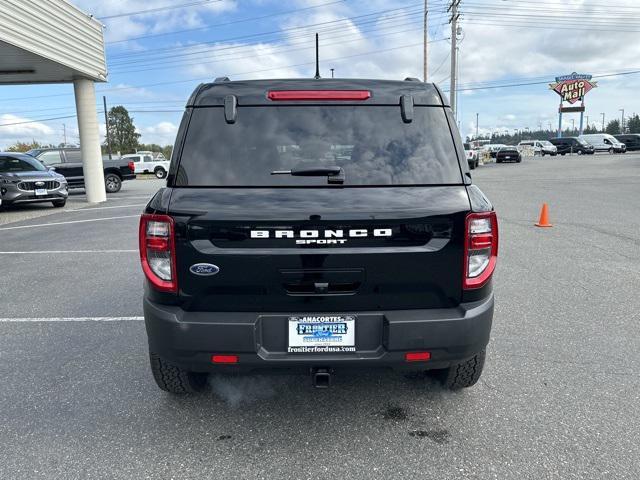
[287,315,356,353]
[35,188,47,196]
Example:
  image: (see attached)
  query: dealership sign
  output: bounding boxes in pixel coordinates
[549,72,597,104]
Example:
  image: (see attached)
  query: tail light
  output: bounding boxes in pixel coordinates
[267,90,371,101]
[128,161,135,173]
[139,214,177,293]
[463,211,498,289]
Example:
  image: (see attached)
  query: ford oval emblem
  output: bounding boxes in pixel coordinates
[189,263,220,276]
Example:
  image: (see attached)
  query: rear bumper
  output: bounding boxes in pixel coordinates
[143,295,494,373]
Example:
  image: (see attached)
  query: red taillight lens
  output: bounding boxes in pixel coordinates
[139,214,177,293]
[128,161,135,173]
[463,212,498,290]
[267,90,371,101]
[405,352,431,362]
[212,354,239,364]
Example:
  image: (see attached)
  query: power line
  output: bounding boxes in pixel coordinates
[106,0,348,45]
[108,3,429,60]
[100,0,225,20]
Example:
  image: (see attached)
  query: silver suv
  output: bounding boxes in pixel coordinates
[0,152,68,208]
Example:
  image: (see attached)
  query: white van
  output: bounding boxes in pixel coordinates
[517,140,557,156]
[578,134,626,153]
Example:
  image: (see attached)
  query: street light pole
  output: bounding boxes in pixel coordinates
[601,112,605,132]
[423,0,428,82]
[476,112,479,140]
[619,108,625,133]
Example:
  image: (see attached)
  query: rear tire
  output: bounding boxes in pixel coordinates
[154,167,167,179]
[608,147,613,154]
[52,199,66,208]
[149,351,208,394]
[469,161,476,170]
[105,173,122,193]
[440,350,486,390]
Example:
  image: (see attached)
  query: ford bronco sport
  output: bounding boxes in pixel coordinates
[140,77,498,393]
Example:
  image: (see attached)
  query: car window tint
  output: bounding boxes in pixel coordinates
[65,150,82,162]
[37,151,62,165]
[177,106,463,187]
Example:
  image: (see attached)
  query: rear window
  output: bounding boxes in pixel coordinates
[175,106,462,186]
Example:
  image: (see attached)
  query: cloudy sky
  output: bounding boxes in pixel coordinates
[1,0,640,149]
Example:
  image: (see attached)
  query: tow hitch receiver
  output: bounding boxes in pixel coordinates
[311,368,332,389]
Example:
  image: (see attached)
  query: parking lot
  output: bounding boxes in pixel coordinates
[1,153,639,479]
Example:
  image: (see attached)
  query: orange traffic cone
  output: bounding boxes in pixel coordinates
[535,203,553,227]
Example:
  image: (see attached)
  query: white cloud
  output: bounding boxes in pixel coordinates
[139,121,179,145]
[0,115,61,149]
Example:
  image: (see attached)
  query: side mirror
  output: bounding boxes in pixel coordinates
[47,166,56,171]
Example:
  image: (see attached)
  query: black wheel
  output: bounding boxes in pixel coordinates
[561,153,566,156]
[154,167,167,179]
[496,159,502,163]
[52,199,66,208]
[541,152,545,157]
[516,157,522,163]
[469,161,476,170]
[105,173,122,193]
[608,147,613,154]
[439,350,486,390]
[149,351,208,394]
[577,149,583,155]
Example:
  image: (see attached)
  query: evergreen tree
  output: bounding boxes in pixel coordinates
[106,106,140,154]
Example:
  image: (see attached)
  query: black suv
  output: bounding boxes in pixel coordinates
[548,137,595,155]
[140,78,498,393]
[614,134,640,152]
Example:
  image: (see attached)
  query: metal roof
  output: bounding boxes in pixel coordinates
[0,0,106,84]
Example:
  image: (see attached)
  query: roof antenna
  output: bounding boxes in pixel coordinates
[314,33,321,79]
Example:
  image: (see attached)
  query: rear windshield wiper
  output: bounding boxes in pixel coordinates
[271,166,345,184]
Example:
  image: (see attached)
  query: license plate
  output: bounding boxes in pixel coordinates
[35,188,47,196]
[288,315,356,353]
[505,156,511,159]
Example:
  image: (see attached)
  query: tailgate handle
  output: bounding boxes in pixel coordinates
[283,281,361,296]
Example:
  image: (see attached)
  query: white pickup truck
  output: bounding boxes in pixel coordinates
[122,152,170,179]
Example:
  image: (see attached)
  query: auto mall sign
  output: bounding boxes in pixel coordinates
[549,72,598,104]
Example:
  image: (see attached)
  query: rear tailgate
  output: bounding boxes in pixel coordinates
[170,186,470,312]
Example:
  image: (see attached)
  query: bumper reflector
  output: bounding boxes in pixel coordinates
[211,354,239,364]
[404,352,431,362]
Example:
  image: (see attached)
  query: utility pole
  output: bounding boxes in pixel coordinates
[62,123,67,146]
[103,96,113,160]
[475,112,479,140]
[585,115,589,130]
[448,0,460,117]
[601,112,605,132]
[423,0,428,82]
[619,108,625,133]
[330,68,334,78]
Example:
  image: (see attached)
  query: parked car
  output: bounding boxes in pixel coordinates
[122,152,170,178]
[517,140,557,156]
[0,152,68,208]
[495,146,521,163]
[548,137,595,155]
[27,147,136,193]
[578,134,626,153]
[483,144,507,158]
[140,77,498,393]
[614,134,640,152]
[464,142,479,169]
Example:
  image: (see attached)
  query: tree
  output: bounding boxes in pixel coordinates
[626,114,640,134]
[107,106,140,154]
[605,119,620,135]
[6,140,49,152]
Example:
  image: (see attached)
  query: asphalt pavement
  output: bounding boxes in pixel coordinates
[1,154,639,479]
